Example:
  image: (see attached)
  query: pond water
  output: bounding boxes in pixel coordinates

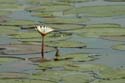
[0,0,125,79]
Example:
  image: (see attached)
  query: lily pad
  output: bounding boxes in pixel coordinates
[9,31,72,43]
[42,17,89,24]
[62,53,97,62]
[101,35,125,42]
[0,4,22,10]
[58,0,88,3]
[0,0,17,3]
[64,5,125,17]
[95,79,125,83]
[112,44,125,51]
[64,63,111,72]
[26,5,73,12]
[46,41,86,48]
[0,26,19,35]
[37,60,73,70]
[46,24,85,31]
[0,11,11,16]
[0,44,54,55]
[0,56,24,64]
[104,0,125,2]
[99,69,125,80]
[0,72,27,79]
[1,20,36,26]
[0,79,54,83]
[76,24,125,37]
[31,70,91,83]
[61,73,91,83]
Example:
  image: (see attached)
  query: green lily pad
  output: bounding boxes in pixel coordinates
[42,17,89,24]
[36,53,97,69]
[0,44,54,55]
[99,69,125,80]
[0,11,11,16]
[62,53,97,62]
[46,24,85,30]
[101,35,125,42]
[38,60,72,69]
[0,72,27,79]
[58,0,88,3]
[61,73,91,83]
[0,56,24,64]
[0,79,54,83]
[1,20,36,26]
[64,63,111,72]
[96,79,125,83]
[31,70,91,83]
[26,5,73,12]
[92,79,125,83]
[0,4,22,10]
[0,0,17,3]
[112,44,125,51]
[64,5,125,17]
[76,24,125,37]
[46,41,86,48]
[9,31,72,43]
[0,26,19,35]
[104,0,125,2]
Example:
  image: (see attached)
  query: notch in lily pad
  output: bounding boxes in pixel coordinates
[35,25,54,62]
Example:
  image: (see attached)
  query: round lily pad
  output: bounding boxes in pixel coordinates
[104,0,125,2]
[61,73,91,83]
[64,63,112,72]
[0,44,54,55]
[9,31,72,43]
[112,44,125,51]
[46,41,86,48]
[0,26,19,35]
[76,24,125,37]
[42,17,89,24]
[61,53,97,62]
[99,69,125,80]
[0,56,25,64]
[94,79,125,83]
[0,72,27,79]
[1,20,36,26]
[101,35,125,42]
[31,70,91,83]
[64,5,125,17]
[0,79,54,83]
[46,23,85,31]
[26,5,73,12]
[38,60,73,69]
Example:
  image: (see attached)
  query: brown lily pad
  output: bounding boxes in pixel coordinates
[0,44,54,55]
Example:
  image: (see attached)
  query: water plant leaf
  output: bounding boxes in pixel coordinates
[112,44,125,51]
[0,56,24,64]
[9,31,72,43]
[42,17,89,24]
[0,44,54,55]
[26,5,73,12]
[0,26,19,35]
[0,72,27,79]
[1,20,36,26]
[101,35,125,42]
[46,41,86,48]
[64,5,125,17]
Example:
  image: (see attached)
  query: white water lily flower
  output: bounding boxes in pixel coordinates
[36,25,54,35]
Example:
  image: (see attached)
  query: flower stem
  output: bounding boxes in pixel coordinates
[41,35,45,59]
